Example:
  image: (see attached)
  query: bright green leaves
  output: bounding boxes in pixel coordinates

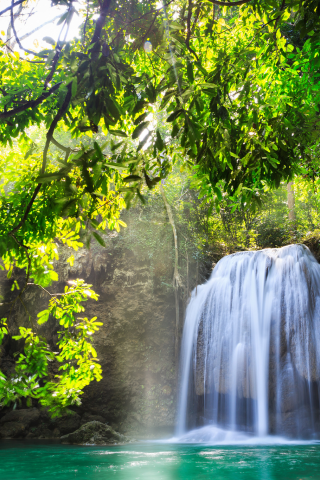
[44,279,98,328]
[150,1,320,208]
[0,326,54,408]
[0,280,101,416]
[37,309,50,325]
[0,319,7,345]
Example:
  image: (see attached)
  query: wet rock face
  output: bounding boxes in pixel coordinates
[0,408,40,439]
[0,408,40,427]
[60,421,129,445]
[0,210,180,438]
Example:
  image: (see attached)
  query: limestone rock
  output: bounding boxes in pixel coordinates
[0,408,40,428]
[60,421,129,445]
[0,422,26,438]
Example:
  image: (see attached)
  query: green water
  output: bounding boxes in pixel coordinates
[1,441,320,480]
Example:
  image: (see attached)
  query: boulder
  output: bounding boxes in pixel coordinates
[0,408,40,428]
[0,422,26,438]
[60,421,129,445]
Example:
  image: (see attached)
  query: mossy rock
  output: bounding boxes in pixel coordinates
[60,421,130,445]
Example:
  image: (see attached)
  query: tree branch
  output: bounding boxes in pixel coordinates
[191,2,202,35]
[91,0,112,43]
[7,90,72,235]
[10,0,44,58]
[0,82,62,120]
[83,0,90,39]
[274,0,286,30]
[4,41,45,63]
[41,82,72,174]
[208,0,252,6]
[9,184,42,235]
[11,14,63,48]
[0,0,24,17]
[51,137,71,152]
[44,5,74,90]
[135,12,159,52]
[185,0,199,61]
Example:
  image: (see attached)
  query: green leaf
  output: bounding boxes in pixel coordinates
[57,11,68,25]
[132,121,150,139]
[36,173,62,183]
[43,37,56,46]
[155,129,165,152]
[94,141,104,161]
[104,162,126,170]
[187,61,194,84]
[108,129,128,137]
[71,78,77,97]
[134,112,149,125]
[92,232,106,247]
[214,186,223,201]
[37,310,50,325]
[123,175,142,183]
[167,109,184,122]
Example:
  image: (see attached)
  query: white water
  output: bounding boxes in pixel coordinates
[176,244,320,440]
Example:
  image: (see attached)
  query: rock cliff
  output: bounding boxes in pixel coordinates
[0,204,213,439]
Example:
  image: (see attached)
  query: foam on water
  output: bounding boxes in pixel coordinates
[166,425,318,445]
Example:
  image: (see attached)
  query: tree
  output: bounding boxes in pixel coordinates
[0,0,320,413]
[287,181,296,222]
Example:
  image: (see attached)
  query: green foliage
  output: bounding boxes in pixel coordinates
[0,280,102,416]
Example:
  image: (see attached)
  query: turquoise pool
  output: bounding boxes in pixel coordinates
[1,440,320,479]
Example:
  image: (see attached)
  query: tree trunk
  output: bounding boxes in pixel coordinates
[287,182,296,222]
[160,184,182,363]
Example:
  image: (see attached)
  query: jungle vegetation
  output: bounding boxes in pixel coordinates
[0,0,320,415]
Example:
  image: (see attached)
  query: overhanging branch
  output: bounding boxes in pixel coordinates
[9,184,42,235]
[91,0,111,43]
[41,82,73,174]
[0,82,62,120]
[208,0,252,6]
[10,0,44,58]
[186,0,199,61]
[51,137,71,152]
[0,0,24,16]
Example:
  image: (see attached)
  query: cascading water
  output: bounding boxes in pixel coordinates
[176,244,320,441]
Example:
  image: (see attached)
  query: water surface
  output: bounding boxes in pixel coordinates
[1,440,320,479]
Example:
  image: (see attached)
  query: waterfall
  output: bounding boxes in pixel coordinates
[177,244,320,439]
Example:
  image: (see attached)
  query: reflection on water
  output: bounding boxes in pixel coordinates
[1,440,320,480]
